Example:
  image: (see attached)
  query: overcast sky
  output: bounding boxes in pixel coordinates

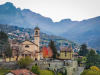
[0,0,100,22]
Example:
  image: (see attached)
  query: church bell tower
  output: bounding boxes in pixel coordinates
[34,25,40,60]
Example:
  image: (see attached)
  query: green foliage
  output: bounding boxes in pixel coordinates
[0,69,12,75]
[82,57,86,62]
[31,65,40,74]
[17,57,33,68]
[76,58,82,66]
[0,31,8,54]
[2,41,12,58]
[78,44,89,56]
[40,70,54,75]
[81,66,100,75]
[5,47,12,58]
[64,69,67,75]
[85,49,95,69]
[85,49,100,69]
[49,40,58,59]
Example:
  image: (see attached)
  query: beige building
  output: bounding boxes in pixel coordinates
[13,26,40,61]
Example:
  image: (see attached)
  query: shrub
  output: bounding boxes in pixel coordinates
[31,65,40,75]
[17,57,33,68]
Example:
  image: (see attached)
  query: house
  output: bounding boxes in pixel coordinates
[4,69,36,75]
[59,47,73,60]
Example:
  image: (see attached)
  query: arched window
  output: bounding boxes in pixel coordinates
[35,31,38,35]
[25,45,29,47]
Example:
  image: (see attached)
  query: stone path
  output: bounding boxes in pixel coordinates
[73,67,85,75]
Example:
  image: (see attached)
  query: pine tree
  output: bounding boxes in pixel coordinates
[49,40,57,59]
[0,31,8,54]
[85,49,95,69]
[78,44,89,56]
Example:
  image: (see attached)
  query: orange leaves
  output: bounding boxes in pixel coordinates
[47,46,53,57]
[41,46,53,58]
[41,46,48,57]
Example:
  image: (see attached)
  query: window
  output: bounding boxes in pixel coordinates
[25,45,29,47]
[65,51,67,56]
[35,31,38,35]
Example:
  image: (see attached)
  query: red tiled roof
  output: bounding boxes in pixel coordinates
[73,53,78,55]
[78,56,83,58]
[10,69,36,75]
[60,47,73,51]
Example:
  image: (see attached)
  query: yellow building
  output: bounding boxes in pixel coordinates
[59,47,73,60]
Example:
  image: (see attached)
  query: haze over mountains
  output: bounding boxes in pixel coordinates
[0,2,100,50]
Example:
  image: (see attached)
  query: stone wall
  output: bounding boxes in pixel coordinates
[0,61,18,69]
[0,60,78,75]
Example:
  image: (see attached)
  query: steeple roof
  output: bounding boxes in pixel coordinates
[34,25,40,30]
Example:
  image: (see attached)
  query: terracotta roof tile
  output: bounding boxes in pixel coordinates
[60,47,73,51]
[10,69,36,75]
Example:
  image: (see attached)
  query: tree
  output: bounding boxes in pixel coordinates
[81,66,100,75]
[2,41,12,58]
[49,40,58,59]
[47,46,53,57]
[31,65,40,75]
[82,57,86,63]
[41,46,48,58]
[78,44,89,56]
[0,31,8,54]
[17,57,33,68]
[76,58,82,66]
[85,49,96,69]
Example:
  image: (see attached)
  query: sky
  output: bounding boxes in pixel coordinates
[0,0,100,22]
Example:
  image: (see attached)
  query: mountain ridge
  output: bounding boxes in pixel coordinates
[0,2,100,50]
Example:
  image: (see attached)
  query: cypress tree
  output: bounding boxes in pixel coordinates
[49,40,57,59]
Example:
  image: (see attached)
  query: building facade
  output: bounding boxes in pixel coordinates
[13,26,40,61]
[59,47,73,60]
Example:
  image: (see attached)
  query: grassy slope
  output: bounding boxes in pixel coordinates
[40,70,54,75]
[0,69,12,75]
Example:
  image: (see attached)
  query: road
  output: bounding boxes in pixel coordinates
[73,67,85,75]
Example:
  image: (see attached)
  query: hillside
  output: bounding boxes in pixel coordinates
[0,24,77,50]
[0,2,100,50]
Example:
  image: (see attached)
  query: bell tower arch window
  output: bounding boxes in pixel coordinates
[35,31,38,35]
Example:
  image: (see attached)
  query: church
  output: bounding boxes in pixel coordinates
[13,26,40,61]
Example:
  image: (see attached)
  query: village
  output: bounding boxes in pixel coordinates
[0,26,85,75]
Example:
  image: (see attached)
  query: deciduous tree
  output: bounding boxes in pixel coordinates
[41,46,48,58]
[47,46,53,57]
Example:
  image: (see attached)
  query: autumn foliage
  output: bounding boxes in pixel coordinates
[47,46,53,57]
[41,46,48,57]
[41,46,53,58]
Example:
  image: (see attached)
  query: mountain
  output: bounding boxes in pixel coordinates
[60,17,100,50]
[0,2,100,50]
[0,2,31,28]
[0,2,79,35]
